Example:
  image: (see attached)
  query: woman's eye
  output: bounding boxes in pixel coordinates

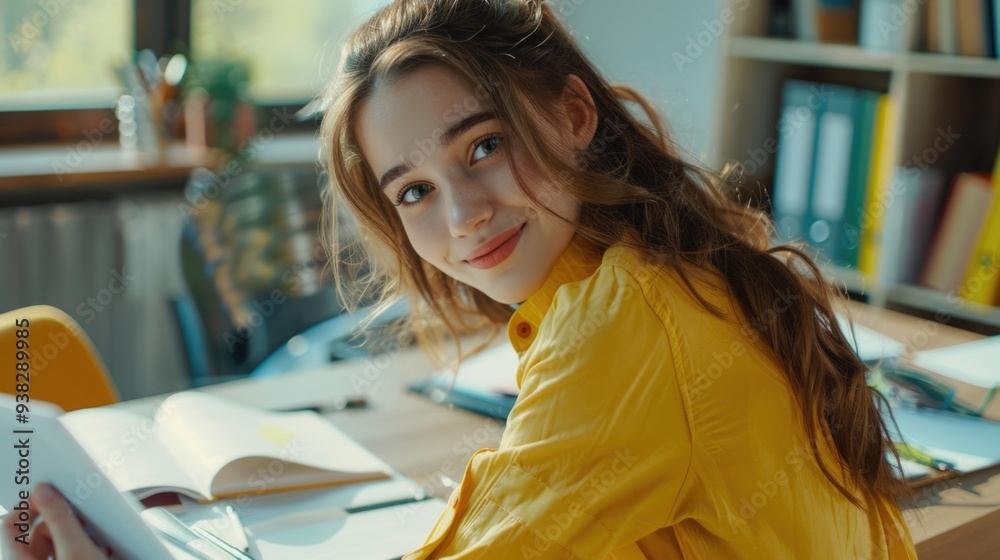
[471,134,502,162]
[396,183,432,206]
[393,135,501,208]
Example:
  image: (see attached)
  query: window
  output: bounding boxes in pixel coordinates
[190,0,388,103]
[0,0,388,143]
[0,0,133,109]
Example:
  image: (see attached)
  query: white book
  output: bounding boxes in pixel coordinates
[0,398,175,559]
[58,391,392,503]
[912,336,1000,390]
[0,395,430,559]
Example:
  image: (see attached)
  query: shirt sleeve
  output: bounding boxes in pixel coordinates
[403,265,694,559]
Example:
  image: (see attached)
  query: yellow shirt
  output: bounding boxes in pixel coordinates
[404,236,918,559]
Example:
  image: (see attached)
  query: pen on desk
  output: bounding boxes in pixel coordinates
[271,397,368,414]
[894,442,958,472]
[343,494,430,514]
[243,494,430,535]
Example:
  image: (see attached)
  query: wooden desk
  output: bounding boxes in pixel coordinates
[841,301,1000,560]
[113,342,500,502]
[113,300,996,558]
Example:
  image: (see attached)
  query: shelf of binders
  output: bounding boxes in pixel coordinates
[712,0,1000,334]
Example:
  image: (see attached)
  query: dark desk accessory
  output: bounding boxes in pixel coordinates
[407,377,515,420]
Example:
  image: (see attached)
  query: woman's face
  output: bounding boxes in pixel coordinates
[356,64,590,304]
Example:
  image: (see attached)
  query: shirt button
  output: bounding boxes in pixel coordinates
[516,321,532,338]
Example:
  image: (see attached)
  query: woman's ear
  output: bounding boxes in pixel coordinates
[559,74,599,152]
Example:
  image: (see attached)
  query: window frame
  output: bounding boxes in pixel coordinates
[0,0,316,147]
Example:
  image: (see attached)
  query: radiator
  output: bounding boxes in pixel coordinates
[0,195,190,400]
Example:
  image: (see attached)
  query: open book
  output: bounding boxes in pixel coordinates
[59,391,391,503]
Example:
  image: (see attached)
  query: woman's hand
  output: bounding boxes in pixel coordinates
[1,482,111,559]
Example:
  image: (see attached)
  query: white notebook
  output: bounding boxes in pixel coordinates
[910,336,1000,389]
[59,391,392,503]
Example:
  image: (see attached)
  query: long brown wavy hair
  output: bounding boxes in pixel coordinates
[319,0,915,516]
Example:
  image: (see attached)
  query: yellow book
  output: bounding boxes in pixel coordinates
[959,147,1000,305]
[858,95,896,277]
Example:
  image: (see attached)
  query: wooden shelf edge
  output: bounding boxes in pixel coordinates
[814,263,1000,333]
[726,36,898,71]
[0,133,322,194]
[819,262,872,297]
[726,36,1000,79]
[885,284,1000,330]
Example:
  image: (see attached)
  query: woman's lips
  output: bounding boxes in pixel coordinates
[464,223,526,269]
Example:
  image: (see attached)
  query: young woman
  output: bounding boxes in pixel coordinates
[1,0,918,558]
[323,1,918,557]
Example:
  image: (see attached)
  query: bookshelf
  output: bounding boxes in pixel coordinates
[711,0,1000,335]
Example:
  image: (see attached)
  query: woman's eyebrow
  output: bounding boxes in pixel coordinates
[378,111,498,191]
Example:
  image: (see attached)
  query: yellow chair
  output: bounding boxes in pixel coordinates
[0,305,119,412]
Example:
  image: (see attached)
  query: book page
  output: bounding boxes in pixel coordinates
[913,336,1000,388]
[892,457,933,481]
[210,458,391,498]
[434,343,520,396]
[885,403,1000,473]
[248,498,448,560]
[0,403,176,560]
[59,407,204,500]
[154,392,391,498]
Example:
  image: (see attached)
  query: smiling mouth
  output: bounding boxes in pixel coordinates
[464,223,526,270]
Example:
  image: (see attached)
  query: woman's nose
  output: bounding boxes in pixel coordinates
[447,182,493,238]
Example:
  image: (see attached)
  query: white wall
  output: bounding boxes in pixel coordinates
[557,0,725,167]
[339,0,728,165]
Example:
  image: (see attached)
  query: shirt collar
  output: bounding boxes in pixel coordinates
[506,234,604,352]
